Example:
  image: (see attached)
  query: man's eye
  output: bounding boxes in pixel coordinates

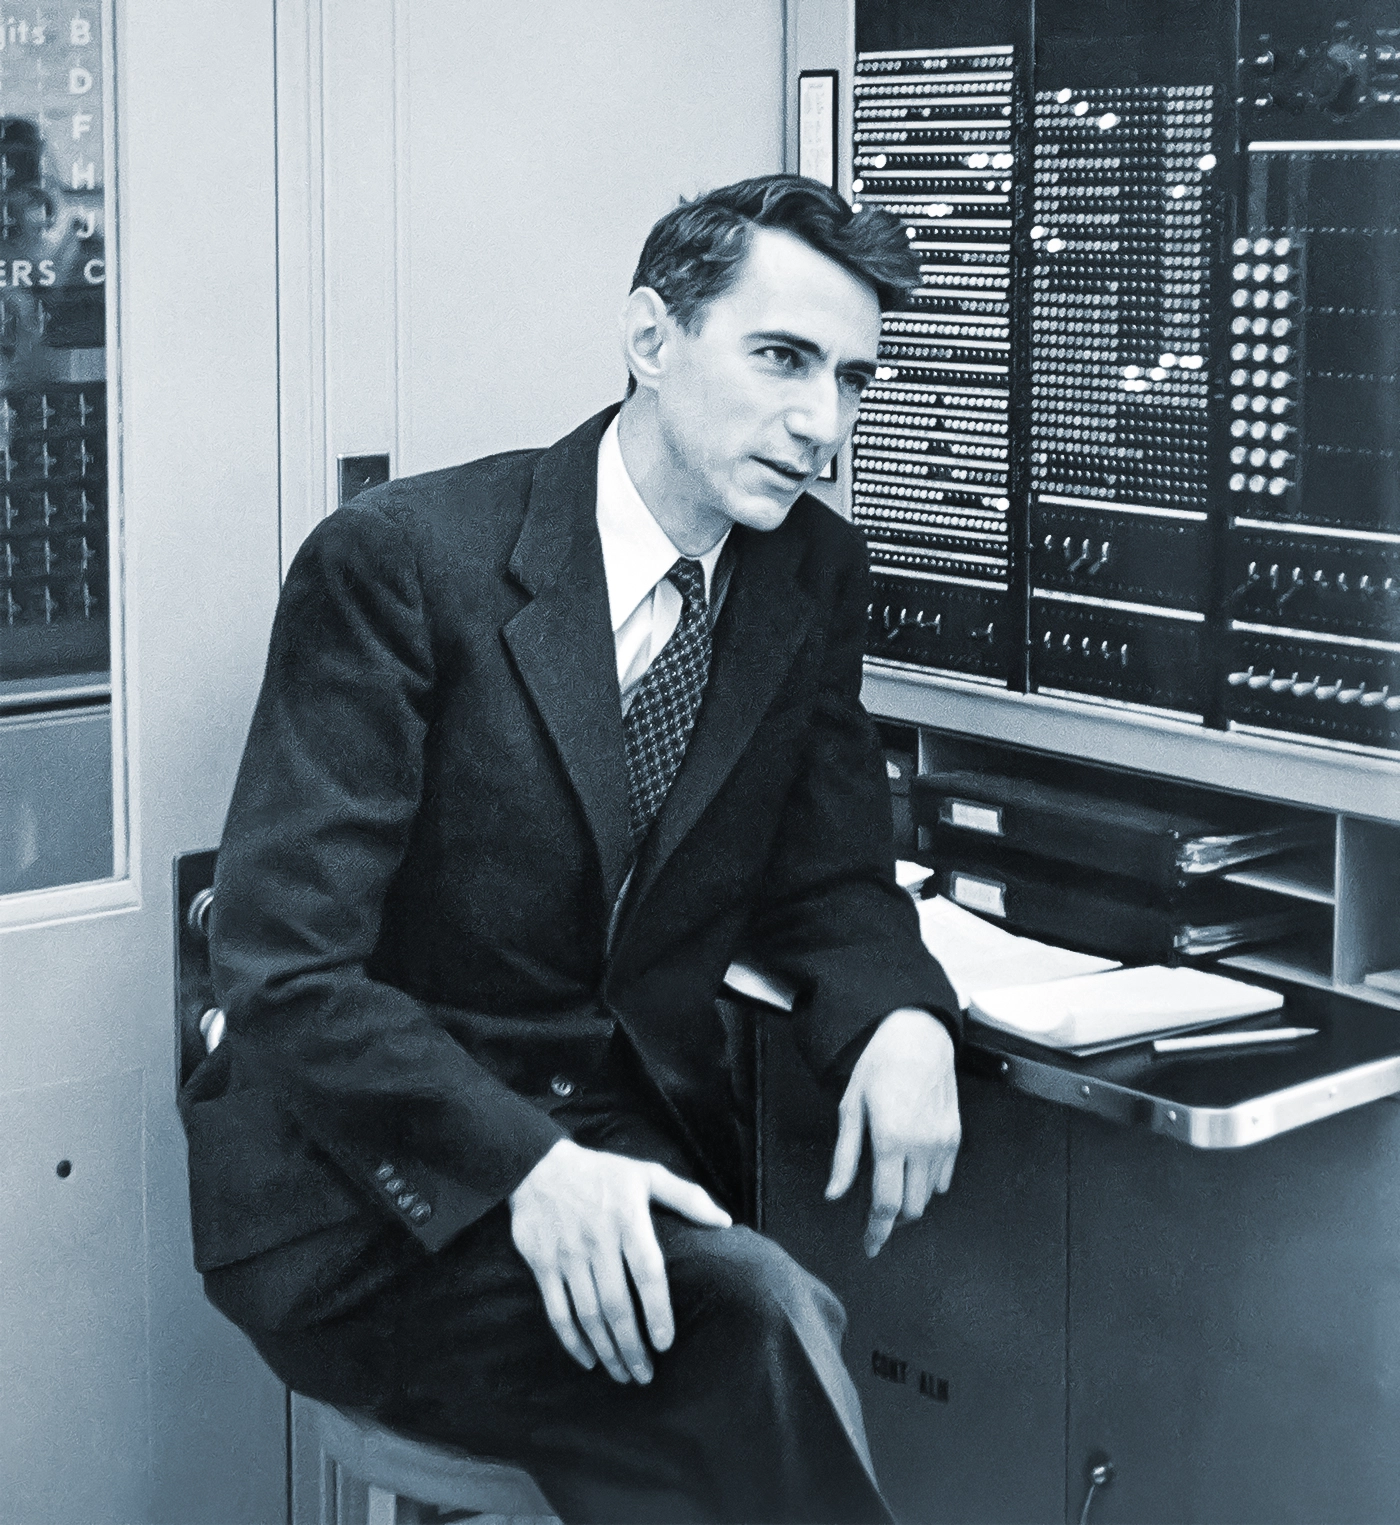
[840,373,870,394]
[759,346,802,370]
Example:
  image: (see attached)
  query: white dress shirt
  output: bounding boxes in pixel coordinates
[596,416,729,712]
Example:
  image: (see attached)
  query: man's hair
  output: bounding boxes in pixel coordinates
[630,173,917,330]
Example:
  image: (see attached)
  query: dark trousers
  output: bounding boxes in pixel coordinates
[216,1047,893,1525]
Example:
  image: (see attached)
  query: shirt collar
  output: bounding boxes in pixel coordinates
[596,416,729,633]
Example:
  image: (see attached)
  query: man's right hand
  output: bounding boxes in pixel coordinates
[508,1137,732,1384]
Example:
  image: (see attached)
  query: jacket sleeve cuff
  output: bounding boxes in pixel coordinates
[820,1000,961,1093]
[302,1091,570,1255]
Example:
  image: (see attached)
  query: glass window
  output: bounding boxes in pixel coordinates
[0,3,114,896]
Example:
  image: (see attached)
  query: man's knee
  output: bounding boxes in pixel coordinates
[666,1223,847,1353]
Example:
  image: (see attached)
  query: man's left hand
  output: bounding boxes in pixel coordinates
[824,1007,961,1257]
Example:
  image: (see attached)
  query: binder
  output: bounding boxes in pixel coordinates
[913,768,1330,891]
[927,839,1324,962]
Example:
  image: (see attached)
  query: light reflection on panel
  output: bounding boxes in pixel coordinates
[0,2,112,895]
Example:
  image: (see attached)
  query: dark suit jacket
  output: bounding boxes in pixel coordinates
[182,405,959,1321]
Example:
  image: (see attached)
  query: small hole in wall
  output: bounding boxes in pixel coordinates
[56,1159,72,1178]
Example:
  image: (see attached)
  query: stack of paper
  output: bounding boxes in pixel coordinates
[896,859,935,894]
[969,965,1284,1051]
[916,893,1120,1009]
[916,893,1282,1051]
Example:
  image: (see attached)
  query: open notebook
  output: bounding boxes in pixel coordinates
[917,894,1282,1053]
[916,893,1120,1007]
[724,886,1282,1052]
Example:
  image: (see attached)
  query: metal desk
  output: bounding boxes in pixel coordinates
[962,981,1400,1147]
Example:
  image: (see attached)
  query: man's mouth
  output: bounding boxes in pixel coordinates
[755,456,810,485]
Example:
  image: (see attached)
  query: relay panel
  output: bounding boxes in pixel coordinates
[855,0,1400,754]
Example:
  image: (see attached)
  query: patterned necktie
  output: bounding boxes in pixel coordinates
[623,557,713,850]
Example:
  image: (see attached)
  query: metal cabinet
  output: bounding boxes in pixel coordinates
[761,1023,1069,1524]
[761,1021,1400,1523]
[1065,1101,1400,1524]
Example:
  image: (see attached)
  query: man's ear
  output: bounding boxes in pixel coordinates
[621,287,672,395]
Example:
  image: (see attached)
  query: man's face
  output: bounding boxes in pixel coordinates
[649,227,882,544]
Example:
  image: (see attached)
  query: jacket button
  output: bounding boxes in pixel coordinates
[375,1162,395,1182]
[409,1202,432,1222]
[396,1192,416,1210]
[384,1177,405,1194]
[549,1075,575,1100]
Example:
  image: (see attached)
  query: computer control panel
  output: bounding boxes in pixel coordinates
[854,0,1400,754]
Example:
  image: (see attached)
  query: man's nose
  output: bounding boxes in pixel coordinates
[786,371,846,452]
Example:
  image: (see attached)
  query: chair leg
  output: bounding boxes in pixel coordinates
[365,1484,397,1525]
[290,1394,339,1525]
[333,1467,375,1525]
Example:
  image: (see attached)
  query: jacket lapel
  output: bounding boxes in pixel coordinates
[623,515,817,915]
[502,408,633,906]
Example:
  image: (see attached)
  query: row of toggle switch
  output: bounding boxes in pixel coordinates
[3,579,102,625]
[1232,561,1399,603]
[877,604,942,639]
[0,387,104,435]
[1042,629,1131,665]
[1227,667,1400,709]
[1042,535,1111,576]
[2,534,101,579]
[868,600,1001,648]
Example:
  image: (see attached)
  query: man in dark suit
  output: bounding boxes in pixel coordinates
[184,175,962,1523]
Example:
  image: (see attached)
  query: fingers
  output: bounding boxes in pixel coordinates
[865,1148,905,1258]
[510,1146,722,1385]
[647,1165,732,1229]
[902,1157,934,1223]
[589,1252,655,1384]
[535,1267,597,1372]
[863,1125,961,1256]
[561,1258,635,1384]
[622,1220,675,1354]
[824,1093,864,1201]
